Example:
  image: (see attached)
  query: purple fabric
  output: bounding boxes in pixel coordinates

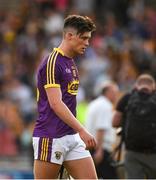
[33,48,79,138]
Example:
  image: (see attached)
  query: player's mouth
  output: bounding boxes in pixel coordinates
[81,47,86,52]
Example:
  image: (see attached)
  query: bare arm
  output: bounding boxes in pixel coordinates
[112,111,123,127]
[93,129,104,164]
[96,129,104,149]
[45,87,96,149]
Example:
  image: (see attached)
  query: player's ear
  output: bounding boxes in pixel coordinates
[66,31,75,40]
[67,32,73,39]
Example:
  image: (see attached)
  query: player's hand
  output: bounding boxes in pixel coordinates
[78,128,97,150]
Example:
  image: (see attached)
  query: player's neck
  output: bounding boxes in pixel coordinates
[58,42,75,59]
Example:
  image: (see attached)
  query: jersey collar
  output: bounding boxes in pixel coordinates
[54,48,64,56]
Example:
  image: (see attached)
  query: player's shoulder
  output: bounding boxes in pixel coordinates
[38,48,66,72]
[38,53,50,70]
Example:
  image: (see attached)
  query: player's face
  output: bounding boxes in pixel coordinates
[71,31,92,55]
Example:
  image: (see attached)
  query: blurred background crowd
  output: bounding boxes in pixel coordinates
[0,0,156,178]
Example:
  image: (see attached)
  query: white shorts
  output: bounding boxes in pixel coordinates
[32,133,91,165]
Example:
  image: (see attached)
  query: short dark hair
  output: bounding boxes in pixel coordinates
[63,15,96,34]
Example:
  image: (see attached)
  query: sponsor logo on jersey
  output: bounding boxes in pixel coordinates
[67,80,79,95]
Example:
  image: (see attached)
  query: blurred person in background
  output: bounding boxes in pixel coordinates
[0,51,36,154]
[32,15,97,179]
[85,81,119,179]
[113,74,156,179]
[0,79,24,156]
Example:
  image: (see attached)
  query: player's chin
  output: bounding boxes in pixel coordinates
[78,49,85,55]
[78,52,84,55]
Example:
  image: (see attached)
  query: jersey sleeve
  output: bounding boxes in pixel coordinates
[43,51,62,89]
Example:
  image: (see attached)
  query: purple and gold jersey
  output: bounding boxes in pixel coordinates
[33,48,79,138]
